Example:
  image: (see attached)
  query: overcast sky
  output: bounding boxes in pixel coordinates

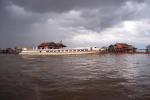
[0,0,150,48]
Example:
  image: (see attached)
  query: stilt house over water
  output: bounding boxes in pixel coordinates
[108,43,137,53]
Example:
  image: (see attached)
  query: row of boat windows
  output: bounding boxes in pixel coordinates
[39,49,89,53]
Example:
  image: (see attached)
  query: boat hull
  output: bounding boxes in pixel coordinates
[19,50,98,55]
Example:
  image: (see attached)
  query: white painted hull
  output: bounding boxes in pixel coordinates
[19,49,99,55]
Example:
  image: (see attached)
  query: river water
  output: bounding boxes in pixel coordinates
[0,54,150,100]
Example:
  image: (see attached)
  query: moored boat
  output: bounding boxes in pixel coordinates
[19,47,99,55]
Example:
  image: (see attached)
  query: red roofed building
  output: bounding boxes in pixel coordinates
[108,43,137,53]
[114,43,136,53]
[38,42,66,49]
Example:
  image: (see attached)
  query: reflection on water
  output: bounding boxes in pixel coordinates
[0,54,150,100]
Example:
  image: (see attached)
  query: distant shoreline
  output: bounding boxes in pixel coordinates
[0,52,149,55]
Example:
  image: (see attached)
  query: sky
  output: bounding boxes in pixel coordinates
[0,0,150,48]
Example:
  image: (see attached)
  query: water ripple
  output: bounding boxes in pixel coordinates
[0,54,150,100]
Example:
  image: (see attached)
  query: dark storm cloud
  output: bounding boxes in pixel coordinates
[0,0,149,48]
[0,0,40,47]
[0,0,124,47]
[11,0,125,13]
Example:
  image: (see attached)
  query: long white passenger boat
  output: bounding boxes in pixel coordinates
[19,47,100,55]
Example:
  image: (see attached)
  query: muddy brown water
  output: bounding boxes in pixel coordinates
[0,54,150,100]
